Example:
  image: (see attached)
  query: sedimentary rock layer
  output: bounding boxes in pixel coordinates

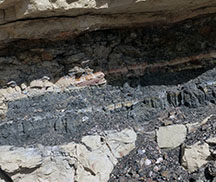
[0,128,137,182]
[0,2,216,181]
[0,0,216,46]
[0,14,216,147]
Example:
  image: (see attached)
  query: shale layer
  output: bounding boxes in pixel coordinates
[0,8,216,182]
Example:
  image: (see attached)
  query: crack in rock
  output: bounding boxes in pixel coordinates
[0,128,136,182]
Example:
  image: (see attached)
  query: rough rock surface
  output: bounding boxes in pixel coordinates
[156,124,187,149]
[0,128,136,182]
[0,1,216,181]
[0,0,216,46]
[181,142,211,173]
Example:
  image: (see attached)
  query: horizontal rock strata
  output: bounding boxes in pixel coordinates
[0,1,216,181]
[0,0,216,46]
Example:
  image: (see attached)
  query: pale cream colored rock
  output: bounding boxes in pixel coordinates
[20,83,27,90]
[30,80,44,88]
[0,100,7,117]
[76,150,114,182]
[156,124,187,149]
[15,86,21,93]
[6,87,16,94]
[55,77,73,88]
[182,142,211,173]
[29,80,54,89]
[0,129,136,182]
[105,128,137,158]
[43,81,54,88]
[81,135,118,165]
[82,135,104,151]
[186,115,213,133]
[0,89,8,98]
[206,137,216,144]
[0,146,42,174]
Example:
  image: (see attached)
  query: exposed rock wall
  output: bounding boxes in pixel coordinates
[0,0,216,46]
[1,0,216,182]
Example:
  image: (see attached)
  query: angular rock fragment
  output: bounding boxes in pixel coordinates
[181,142,210,173]
[156,124,187,149]
[186,115,213,133]
[206,137,216,145]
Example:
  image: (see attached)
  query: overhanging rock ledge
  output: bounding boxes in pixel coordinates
[0,0,216,46]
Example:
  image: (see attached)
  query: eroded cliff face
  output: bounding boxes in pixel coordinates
[0,0,216,46]
[1,0,216,182]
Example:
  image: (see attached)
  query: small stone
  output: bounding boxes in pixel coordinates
[41,76,50,81]
[163,153,168,160]
[144,159,152,166]
[153,166,159,172]
[148,171,153,177]
[181,142,210,173]
[156,124,187,149]
[137,149,146,155]
[161,171,170,179]
[21,83,27,90]
[15,86,21,93]
[206,137,216,144]
[186,115,213,133]
[162,120,173,126]
[7,80,17,88]
[155,157,163,164]
[139,158,145,167]
[30,80,44,89]
[130,32,137,38]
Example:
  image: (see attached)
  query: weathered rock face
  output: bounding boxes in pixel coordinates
[0,0,216,46]
[0,128,136,182]
[1,1,216,182]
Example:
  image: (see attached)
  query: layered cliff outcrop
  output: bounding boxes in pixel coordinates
[1,0,216,182]
[0,0,216,46]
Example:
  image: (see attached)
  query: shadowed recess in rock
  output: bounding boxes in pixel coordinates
[0,14,216,89]
[0,14,216,147]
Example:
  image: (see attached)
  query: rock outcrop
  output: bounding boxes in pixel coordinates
[1,0,216,182]
[0,128,137,182]
[0,0,216,46]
